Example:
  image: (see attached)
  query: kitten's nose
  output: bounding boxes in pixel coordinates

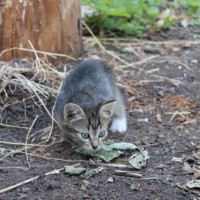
[91,141,99,149]
[92,144,98,149]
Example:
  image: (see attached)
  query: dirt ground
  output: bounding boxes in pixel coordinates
[0,26,200,200]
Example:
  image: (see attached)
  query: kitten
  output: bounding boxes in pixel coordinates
[53,59,127,152]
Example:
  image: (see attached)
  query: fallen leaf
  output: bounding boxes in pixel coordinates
[93,149,124,162]
[186,180,200,189]
[129,149,149,169]
[130,182,138,191]
[64,166,86,175]
[103,142,138,151]
[84,167,104,179]
[76,142,149,170]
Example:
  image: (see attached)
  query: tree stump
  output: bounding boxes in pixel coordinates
[0,0,82,62]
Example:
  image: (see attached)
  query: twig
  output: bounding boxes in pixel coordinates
[0,123,29,130]
[82,21,133,68]
[151,75,184,86]
[0,163,82,194]
[25,115,39,168]
[99,38,200,46]
[114,170,142,178]
[0,140,49,147]
[124,55,159,68]
[0,176,39,194]
[165,111,191,123]
[0,47,76,61]
[91,163,133,169]
[46,83,62,143]
[0,167,64,194]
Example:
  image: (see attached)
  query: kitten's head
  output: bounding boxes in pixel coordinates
[63,100,115,152]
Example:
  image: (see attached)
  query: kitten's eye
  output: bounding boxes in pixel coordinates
[81,132,90,139]
[99,130,106,138]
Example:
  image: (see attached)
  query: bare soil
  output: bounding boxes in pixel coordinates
[1,26,200,200]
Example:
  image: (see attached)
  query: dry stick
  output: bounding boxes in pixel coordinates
[99,38,200,46]
[0,167,64,194]
[92,163,133,169]
[151,75,184,85]
[0,47,76,61]
[0,139,61,162]
[82,21,159,68]
[46,83,62,142]
[2,95,36,112]
[25,115,39,169]
[0,123,29,130]
[124,55,159,68]
[0,137,50,161]
[114,170,142,178]
[82,21,133,68]
[0,163,82,194]
[0,140,49,147]
[28,40,44,79]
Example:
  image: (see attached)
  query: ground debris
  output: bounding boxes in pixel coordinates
[161,95,197,111]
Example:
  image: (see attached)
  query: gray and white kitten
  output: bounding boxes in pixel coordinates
[54,59,127,152]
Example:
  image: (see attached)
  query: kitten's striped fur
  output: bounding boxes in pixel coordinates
[54,60,127,151]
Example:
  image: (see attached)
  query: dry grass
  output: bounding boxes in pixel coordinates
[0,47,71,164]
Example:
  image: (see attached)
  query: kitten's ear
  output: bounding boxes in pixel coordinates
[64,103,85,123]
[99,100,116,118]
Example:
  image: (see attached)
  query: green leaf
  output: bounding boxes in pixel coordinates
[186,180,200,189]
[129,150,149,169]
[84,167,104,179]
[77,141,149,169]
[130,182,138,191]
[91,148,124,162]
[64,166,86,175]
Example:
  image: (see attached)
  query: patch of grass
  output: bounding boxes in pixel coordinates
[81,0,200,37]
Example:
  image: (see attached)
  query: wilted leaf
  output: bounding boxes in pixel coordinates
[89,142,139,162]
[186,180,200,189]
[102,142,138,151]
[130,182,138,191]
[77,142,149,169]
[84,167,104,179]
[129,150,149,169]
[64,166,86,175]
[92,149,124,162]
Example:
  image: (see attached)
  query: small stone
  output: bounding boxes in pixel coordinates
[107,177,114,183]
[178,65,182,69]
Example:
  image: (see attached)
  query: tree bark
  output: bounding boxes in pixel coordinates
[0,0,82,62]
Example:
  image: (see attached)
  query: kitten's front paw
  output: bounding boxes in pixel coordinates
[110,118,127,133]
